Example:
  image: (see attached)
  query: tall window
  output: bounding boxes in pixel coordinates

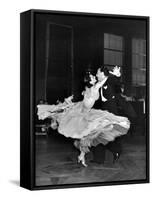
[132,38,146,86]
[104,33,124,67]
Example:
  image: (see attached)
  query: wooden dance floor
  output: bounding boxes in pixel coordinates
[35,130,146,186]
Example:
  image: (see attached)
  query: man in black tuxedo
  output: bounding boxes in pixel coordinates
[108,67,137,121]
[92,66,134,164]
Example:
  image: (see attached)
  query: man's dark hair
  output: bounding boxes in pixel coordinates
[98,66,110,76]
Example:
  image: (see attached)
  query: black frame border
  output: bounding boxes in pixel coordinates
[20,9,150,190]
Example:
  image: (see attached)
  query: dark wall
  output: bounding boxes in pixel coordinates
[35,13,146,104]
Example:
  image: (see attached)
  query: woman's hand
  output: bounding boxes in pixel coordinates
[64,95,74,104]
[96,77,108,89]
[37,111,52,120]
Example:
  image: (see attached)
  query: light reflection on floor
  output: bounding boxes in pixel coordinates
[35,131,146,186]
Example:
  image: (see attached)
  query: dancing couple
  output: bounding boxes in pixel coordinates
[37,66,130,167]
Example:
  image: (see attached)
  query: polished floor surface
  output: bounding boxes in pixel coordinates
[35,130,146,186]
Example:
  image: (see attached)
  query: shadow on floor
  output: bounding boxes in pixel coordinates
[9,180,20,186]
[35,133,147,186]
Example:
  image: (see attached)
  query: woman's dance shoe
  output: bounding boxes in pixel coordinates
[78,156,88,167]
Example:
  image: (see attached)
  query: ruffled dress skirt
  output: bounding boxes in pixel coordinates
[56,102,130,153]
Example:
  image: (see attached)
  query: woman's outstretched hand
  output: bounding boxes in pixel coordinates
[37,104,57,120]
[37,95,74,120]
[64,95,74,104]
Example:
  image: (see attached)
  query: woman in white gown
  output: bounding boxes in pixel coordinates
[37,73,130,167]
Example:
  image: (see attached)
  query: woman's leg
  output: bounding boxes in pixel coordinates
[78,150,87,167]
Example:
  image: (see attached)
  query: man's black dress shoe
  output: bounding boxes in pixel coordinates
[113,152,120,163]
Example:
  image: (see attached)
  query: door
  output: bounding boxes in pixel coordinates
[45,23,73,104]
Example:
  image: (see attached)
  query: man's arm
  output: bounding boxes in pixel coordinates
[108,76,122,94]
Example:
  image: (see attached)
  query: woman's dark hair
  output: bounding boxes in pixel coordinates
[84,72,95,88]
[98,66,110,76]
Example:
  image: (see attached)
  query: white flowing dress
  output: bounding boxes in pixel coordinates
[37,86,130,153]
